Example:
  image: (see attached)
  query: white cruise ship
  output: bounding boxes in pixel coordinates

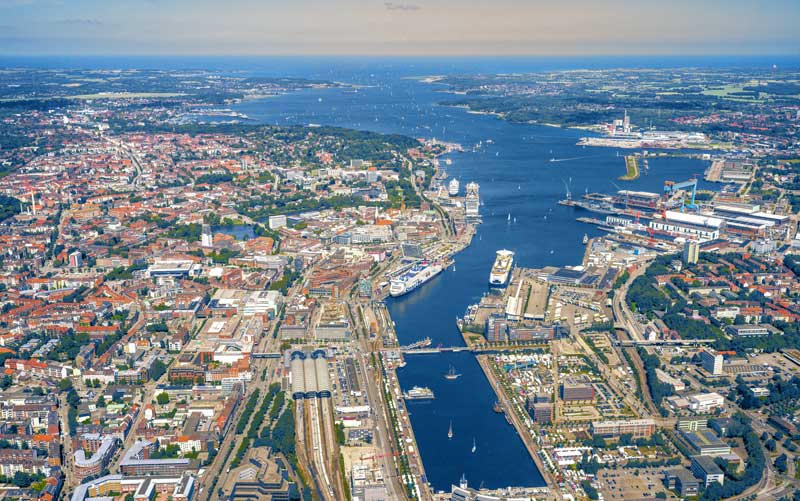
[390,261,443,297]
[465,182,480,217]
[448,178,460,196]
[489,249,514,286]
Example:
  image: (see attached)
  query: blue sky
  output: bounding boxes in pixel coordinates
[0,0,797,56]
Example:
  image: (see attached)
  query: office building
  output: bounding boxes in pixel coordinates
[664,468,700,497]
[725,324,782,337]
[561,376,595,403]
[680,429,731,456]
[700,349,723,376]
[677,418,708,432]
[526,395,553,424]
[691,455,725,486]
[688,392,724,413]
[590,419,656,439]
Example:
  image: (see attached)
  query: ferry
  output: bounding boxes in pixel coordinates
[489,249,514,286]
[404,386,435,400]
[389,261,443,297]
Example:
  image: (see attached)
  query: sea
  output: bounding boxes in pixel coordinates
[5,54,793,492]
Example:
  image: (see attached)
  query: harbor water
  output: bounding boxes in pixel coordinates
[231,61,712,491]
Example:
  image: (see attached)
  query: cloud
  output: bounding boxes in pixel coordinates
[384,2,420,11]
[54,18,104,26]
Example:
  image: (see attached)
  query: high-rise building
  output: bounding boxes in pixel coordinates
[68,250,83,268]
[700,349,723,376]
[201,224,213,248]
[683,240,699,264]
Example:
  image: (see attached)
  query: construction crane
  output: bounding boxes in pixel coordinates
[664,178,698,212]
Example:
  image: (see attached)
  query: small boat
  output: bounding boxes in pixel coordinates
[583,233,589,244]
[507,213,511,222]
[493,401,502,413]
[444,365,462,380]
[448,420,454,439]
[471,438,477,453]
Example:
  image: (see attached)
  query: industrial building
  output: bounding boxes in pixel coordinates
[289,350,332,400]
[649,211,723,242]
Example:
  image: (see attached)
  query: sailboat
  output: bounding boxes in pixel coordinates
[448,420,453,439]
[444,365,462,380]
[471,438,477,453]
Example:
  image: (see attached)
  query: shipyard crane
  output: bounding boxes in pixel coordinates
[664,177,698,212]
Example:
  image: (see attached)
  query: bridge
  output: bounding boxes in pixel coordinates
[401,346,472,354]
[252,352,283,359]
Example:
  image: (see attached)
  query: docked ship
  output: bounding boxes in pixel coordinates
[464,182,480,218]
[448,178,460,196]
[390,261,443,297]
[489,250,514,286]
[404,386,435,400]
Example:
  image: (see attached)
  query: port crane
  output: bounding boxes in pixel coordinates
[664,177,698,212]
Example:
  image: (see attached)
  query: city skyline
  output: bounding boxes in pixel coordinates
[1,0,798,56]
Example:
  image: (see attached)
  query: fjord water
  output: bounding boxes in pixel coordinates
[234,66,710,490]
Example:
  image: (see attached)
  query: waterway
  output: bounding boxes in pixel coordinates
[230,62,715,491]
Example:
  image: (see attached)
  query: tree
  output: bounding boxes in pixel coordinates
[151,359,168,381]
[58,378,74,392]
[156,392,170,406]
[775,454,788,474]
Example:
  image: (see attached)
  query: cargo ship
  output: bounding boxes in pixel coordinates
[390,261,443,297]
[404,386,435,400]
[489,249,514,286]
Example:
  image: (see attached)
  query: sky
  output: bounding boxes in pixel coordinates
[0,0,798,56]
